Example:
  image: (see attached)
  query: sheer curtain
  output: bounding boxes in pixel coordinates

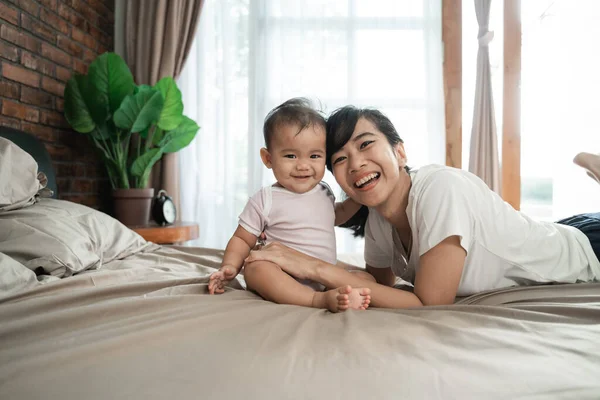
[520,0,600,220]
[178,0,445,251]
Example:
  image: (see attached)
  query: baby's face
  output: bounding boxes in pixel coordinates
[264,123,327,194]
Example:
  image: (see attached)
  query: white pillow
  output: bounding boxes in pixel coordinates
[0,137,44,211]
[0,199,156,277]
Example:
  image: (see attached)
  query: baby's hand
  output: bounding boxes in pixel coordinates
[208,265,238,294]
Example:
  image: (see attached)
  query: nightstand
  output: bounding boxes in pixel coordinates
[129,221,199,245]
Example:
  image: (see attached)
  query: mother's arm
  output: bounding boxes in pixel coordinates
[245,243,422,308]
[245,235,466,308]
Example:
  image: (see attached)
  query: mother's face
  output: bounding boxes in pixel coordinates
[330,118,407,208]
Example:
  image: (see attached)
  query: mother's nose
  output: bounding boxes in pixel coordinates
[349,154,367,173]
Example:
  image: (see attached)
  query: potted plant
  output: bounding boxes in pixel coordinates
[63,52,199,226]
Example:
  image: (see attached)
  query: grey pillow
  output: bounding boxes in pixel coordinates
[0,197,156,277]
[0,137,44,211]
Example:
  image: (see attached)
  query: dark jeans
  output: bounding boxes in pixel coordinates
[556,212,600,263]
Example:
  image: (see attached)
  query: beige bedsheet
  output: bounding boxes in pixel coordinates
[1,246,600,400]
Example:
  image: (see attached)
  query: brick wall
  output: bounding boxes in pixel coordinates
[0,0,114,211]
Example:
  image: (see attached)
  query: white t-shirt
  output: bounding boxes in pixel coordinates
[365,164,600,296]
[239,182,337,290]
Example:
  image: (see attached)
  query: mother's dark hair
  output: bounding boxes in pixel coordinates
[326,105,409,237]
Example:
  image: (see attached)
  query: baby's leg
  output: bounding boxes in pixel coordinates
[573,152,600,184]
[244,261,371,312]
[349,270,377,283]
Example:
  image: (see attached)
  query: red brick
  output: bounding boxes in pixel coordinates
[58,3,87,31]
[1,99,40,122]
[88,25,109,47]
[82,48,95,63]
[71,27,96,50]
[57,177,71,193]
[97,42,108,55]
[21,13,55,43]
[41,42,71,67]
[21,51,55,76]
[55,97,64,111]
[20,86,53,108]
[74,1,99,28]
[2,62,40,87]
[40,109,65,127]
[0,40,18,62]
[86,0,112,14]
[72,178,93,193]
[21,121,59,141]
[42,76,65,96]
[86,163,104,177]
[0,115,21,129]
[1,24,40,52]
[18,0,40,17]
[57,35,83,58]
[0,80,20,99]
[96,15,111,36]
[73,58,87,74]
[55,65,71,82]
[45,143,71,161]
[55,162,86,177]
[40,8,69,35]
[60,195,99,207]
[38,0,58,11]
[0,3,19,25]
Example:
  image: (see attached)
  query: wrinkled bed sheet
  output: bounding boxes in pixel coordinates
[1,246,600,400]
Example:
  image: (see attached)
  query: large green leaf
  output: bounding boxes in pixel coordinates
[154,77,184,131]
[152,127,164,145]
[113,88,164,133]
[159,116,199,153]
[130,148,164,188]
[87,52,135,117]
[135,84,153,94]
[63,74,95,133]
[131,148,162,177]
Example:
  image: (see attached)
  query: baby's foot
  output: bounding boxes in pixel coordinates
[314,285,371,312]
[573,152,600,184]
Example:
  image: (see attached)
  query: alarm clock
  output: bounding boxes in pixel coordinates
[152,190,177,225]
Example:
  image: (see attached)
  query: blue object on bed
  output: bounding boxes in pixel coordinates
[0,126,58,198]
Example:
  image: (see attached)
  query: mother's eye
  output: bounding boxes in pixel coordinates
[360,140,374,150]
[332,156,346,165]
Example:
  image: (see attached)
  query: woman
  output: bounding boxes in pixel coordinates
[245,106,600,308]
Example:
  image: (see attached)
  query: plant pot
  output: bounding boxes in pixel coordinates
[112,188,155,226]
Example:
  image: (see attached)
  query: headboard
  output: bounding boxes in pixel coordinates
[0,126,58,198]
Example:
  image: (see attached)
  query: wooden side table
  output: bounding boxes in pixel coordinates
[129,221,199,245]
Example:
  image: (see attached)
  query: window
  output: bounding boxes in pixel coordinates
[521,0,600,220]
[179,0,445,251]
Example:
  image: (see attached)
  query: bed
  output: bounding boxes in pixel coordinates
[1,129,600,400]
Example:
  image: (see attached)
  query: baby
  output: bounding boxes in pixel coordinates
[208,98,371,312]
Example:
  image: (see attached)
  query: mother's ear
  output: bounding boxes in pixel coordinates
[394,143,408,167]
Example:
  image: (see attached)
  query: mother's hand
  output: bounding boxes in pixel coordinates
[244,242,320,281]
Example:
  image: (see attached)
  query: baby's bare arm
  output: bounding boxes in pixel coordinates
[221,225,258,272]
[334,198,362,226]
[209,226,259,294]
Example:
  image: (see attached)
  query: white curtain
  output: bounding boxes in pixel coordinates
[178,0,445,251]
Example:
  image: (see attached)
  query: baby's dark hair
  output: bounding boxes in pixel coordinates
[263,98,326,149]
[326,105,410,238]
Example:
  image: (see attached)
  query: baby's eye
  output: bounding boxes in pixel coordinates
[284,154,296,159]
[332,156,346,165]
[360,140,374,150]
[310,154,322,159]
